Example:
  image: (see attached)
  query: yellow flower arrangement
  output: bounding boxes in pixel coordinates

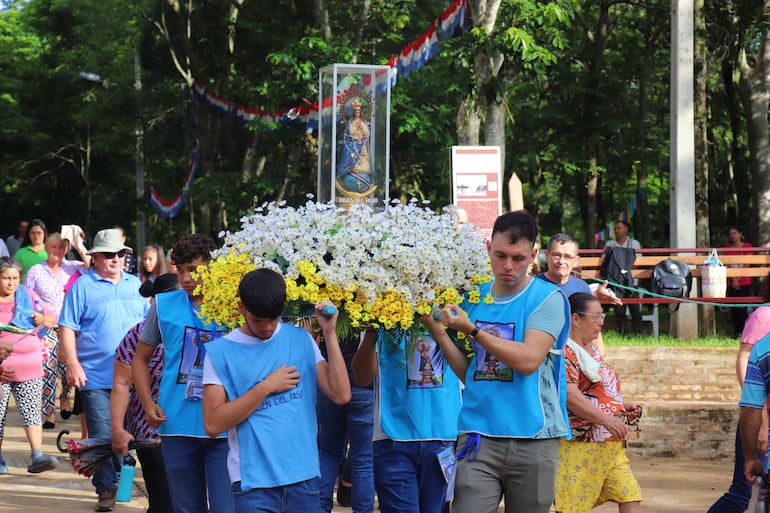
[197,199,491,335]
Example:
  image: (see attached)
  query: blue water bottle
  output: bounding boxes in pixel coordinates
[116,453,136,502]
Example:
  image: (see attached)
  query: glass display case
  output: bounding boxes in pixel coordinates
[317,64,391,210]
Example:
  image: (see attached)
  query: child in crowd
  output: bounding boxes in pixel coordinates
[139,244,168,284]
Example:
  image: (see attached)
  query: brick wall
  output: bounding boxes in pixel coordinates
[608,346,740,403]
[604,346,740,459]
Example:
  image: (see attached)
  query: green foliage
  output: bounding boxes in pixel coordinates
[0,0,766,254]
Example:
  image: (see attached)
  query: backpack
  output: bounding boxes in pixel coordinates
[599,247,637,298]
[651,258,692,299]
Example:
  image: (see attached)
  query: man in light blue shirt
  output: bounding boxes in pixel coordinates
[739,332,770,486]
[59,228,148,512]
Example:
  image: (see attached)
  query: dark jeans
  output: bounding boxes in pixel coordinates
[232,478,320,513]
[136,442,173,513]
[159,435,234,513]
[80,389,118,493]
[727,284,753,337]
[373,439,450,513]
[317,386,375,513]
[707,421,768,513]
[613,294,642,334]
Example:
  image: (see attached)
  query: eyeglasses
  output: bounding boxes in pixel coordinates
[577,312,606,321]
[101,250,128,259]
[549,253,577,261]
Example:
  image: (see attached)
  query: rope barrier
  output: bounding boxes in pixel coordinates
[572,270,770,309]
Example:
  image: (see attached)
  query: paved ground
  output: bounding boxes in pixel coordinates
[0,410,743,512]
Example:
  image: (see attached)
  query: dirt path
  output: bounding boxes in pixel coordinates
[0,411,739,512]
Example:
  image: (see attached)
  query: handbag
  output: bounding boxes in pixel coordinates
[701,248,727,298]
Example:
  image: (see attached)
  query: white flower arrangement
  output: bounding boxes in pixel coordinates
[197,198,492,333]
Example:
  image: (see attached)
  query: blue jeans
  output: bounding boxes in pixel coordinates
[707,422,768,513]
[317,386,375,513]
[160,436,234,513]
[373,439,450,513]
[80,389,118,493]
[232,478,320,512]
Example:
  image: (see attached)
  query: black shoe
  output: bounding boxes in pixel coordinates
[60,409,72,420]
[43,421,56,430]
[337,480,352,507]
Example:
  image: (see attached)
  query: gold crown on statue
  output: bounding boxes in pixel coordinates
[351,100,362,109]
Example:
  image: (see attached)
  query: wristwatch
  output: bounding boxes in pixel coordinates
[469,326,480,339]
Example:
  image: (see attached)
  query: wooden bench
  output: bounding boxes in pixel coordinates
[574,247,770,337]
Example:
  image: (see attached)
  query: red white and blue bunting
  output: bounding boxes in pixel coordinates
[150,0,470,217]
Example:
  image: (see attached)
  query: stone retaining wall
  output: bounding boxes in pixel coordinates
[605,346,740,460]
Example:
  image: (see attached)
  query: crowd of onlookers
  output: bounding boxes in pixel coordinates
[3,213,770,513]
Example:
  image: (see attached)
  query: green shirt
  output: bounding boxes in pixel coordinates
[14,246,48,282]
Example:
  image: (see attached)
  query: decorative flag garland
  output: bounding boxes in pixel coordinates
[595,196,637,242]
[150,0,470,217]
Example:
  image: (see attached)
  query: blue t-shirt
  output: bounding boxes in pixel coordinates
[741,332,770,409]
[535,273,591,297]
[58,269,148,390]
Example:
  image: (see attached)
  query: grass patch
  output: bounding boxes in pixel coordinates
[602,331,736,348]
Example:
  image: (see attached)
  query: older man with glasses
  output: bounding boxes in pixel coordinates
[536,233,622,356]
[59,229,148,512]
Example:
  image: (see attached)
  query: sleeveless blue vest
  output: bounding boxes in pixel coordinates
[206,325,320,489]
[377,329,461,441]
[458,279,569,437]
[156,290,224,437]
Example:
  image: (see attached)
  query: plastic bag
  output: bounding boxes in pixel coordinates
[701,248,727,299]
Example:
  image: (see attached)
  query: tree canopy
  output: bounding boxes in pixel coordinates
[1,0,769,250]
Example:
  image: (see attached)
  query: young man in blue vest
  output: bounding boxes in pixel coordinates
[201,268,351,512]
[132,234,234,513]
[351,323,462,513]
[427,210,571,513]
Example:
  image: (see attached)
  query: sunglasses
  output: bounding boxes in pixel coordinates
[101,249,128,259]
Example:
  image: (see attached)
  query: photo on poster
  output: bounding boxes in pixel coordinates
[455,174,488,197]
[407,335,445,388]
[177,326,222,384]
[473,322,515,382]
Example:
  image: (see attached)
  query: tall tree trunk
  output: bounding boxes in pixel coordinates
[456,0,503,151]
[738,30,770,245]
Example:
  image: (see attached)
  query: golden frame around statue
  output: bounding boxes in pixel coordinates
[317,64,392,210]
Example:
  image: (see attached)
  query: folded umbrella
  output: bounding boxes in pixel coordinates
[57,431,160,477]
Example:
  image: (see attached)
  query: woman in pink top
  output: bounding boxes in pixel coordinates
[0,257,58,474]
[724,226,753,337]
[25,232,88,428]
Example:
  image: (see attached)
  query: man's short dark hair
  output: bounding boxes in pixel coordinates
[171,234,217,266]
[239,269,286,319]
[547,233,580,251]
[492,210,538,247]
[614,219,631,230]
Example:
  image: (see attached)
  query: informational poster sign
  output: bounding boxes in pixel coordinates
[451,146,503,240]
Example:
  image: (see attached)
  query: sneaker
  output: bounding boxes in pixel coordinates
[95,490,117,512]
[0,464,8,475]
[337,480,352,508]
[27,455,58,473]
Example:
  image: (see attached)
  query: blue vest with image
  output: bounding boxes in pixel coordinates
[156,289,225,437]
[459,279,570,438]
[377,329,462,441]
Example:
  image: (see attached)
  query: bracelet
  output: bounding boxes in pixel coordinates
[469,326,480,339]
